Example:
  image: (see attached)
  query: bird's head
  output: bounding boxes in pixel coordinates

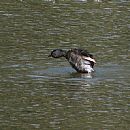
[48,49,66,58]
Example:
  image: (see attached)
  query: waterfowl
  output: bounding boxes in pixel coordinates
[49,48,96,73]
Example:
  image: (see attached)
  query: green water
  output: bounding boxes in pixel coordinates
[0,0,130,130]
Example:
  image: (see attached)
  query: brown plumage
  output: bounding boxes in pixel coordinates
[49,48,96,73]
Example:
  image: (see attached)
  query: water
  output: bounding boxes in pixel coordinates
[0,0,130,130]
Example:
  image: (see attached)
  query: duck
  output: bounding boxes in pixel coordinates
[49,48,96,73]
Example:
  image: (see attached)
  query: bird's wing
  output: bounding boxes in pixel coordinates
[82,56,96,63]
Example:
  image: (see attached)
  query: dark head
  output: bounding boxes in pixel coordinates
[49,49,66,58]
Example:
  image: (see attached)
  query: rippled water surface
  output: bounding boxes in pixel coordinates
[0,0,130,130]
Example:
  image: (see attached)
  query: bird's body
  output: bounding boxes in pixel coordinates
[49,48,96,73]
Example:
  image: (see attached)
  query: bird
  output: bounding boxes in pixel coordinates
[49,48,96,73]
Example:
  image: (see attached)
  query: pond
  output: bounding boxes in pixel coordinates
[0,0,130,130]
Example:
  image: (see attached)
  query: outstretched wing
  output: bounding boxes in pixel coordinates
[66,49,96,72]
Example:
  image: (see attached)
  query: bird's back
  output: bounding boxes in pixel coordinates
[65,49,94,73]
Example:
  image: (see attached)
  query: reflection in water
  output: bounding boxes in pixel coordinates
[80,73,93,78]
[0,0,129,130]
